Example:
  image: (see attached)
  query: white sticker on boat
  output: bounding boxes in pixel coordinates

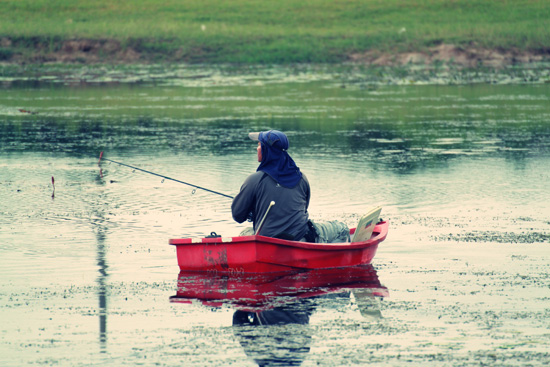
[221,237,233,243]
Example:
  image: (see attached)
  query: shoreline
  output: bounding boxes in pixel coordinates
[2,39,549,87]
[1,36,548,68]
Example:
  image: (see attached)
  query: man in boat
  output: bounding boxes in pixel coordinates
[231,129,349,243]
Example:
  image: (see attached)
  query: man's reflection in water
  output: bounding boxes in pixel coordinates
[232,290,383,367]
[232,300,315,367]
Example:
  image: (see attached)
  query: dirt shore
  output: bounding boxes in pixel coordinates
[350,43,548,68]
[1,37,548,67]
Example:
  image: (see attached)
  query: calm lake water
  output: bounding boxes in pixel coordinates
[1,67,549,366]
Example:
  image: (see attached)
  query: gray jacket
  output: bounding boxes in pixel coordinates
[232,171,310,239]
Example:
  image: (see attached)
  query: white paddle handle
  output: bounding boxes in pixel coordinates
[255,201,275,235]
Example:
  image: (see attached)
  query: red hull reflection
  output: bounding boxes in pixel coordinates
[170,265,388,311]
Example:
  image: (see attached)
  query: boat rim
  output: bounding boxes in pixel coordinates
[169,221,388,250]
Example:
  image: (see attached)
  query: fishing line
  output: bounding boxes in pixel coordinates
[97,152,234,199]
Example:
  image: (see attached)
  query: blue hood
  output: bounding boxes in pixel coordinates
[256,130,302,188]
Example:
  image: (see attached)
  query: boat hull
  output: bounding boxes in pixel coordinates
[169,221,388,273]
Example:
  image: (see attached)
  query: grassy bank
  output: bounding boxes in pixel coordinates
[1,0,549,64]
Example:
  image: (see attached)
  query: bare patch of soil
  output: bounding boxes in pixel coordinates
[2,38,143,64]
[349,44,548,67]
[53,39,142,64]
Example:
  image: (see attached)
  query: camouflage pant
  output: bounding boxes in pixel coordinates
[309,220,350,243]
[239,219,350,243]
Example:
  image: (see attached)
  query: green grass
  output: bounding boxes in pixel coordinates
[0,0,548,63]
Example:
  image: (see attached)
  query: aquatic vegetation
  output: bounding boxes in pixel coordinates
[1,63,550,86]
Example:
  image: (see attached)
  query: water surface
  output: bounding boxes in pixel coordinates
[1,71,549,366]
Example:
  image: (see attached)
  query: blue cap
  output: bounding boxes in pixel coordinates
[248,130,289,151]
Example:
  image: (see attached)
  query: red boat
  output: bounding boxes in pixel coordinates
[169,221,388,274]
[170,264,388,311]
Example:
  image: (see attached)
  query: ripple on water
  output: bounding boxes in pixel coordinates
[1,79,550,366]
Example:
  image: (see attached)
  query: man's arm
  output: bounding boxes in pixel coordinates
[231,173,260,223]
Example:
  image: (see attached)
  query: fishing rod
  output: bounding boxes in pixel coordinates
[97,152,235,199]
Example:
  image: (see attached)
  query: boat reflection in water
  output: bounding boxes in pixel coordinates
[171,265,388,366]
